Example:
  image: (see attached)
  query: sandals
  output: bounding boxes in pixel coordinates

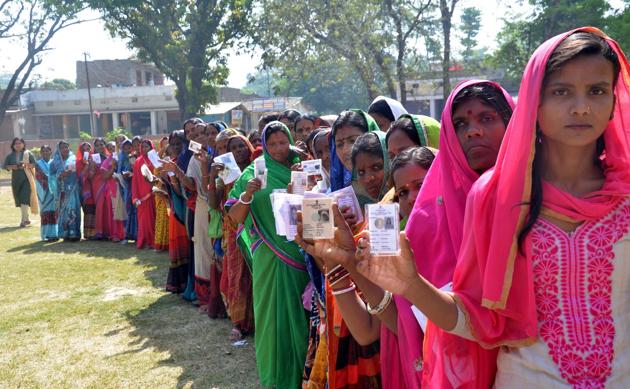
[229,327,244,342]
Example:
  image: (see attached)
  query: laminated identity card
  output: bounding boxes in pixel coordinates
[214,152,242,184]
[83,151,90,161]
[331,186,364,224]
[291,171,308,195]
[366,203,400,255]
[301,197,334,240]
[188,140,202,154]
[254,158,267,189]
[147,149,162,168]
[91,153,102,165]
[301,159,322,176]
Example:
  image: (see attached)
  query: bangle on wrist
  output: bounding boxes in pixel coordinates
[239,192,253,205]
[332,282,356,296]
[329,272,350,287]
[325,264,342,278]
[367,290,393,315]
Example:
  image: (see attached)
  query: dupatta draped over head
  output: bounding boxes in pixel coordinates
[397,113,441,149]
[330,109,381,191]
[453,27,630,348]
[400,80,514,388]
[369,96,408,122]
[228,121,309,388]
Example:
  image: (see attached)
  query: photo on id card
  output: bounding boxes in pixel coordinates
[301,197,334,240]
[366,203,399,255]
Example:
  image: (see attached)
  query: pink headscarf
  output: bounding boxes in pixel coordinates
[393,80,514,388]
[454,26,630,345]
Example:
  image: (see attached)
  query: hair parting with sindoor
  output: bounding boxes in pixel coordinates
[517,31,620,249]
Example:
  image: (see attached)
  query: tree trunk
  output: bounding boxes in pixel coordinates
[440,0,457,102]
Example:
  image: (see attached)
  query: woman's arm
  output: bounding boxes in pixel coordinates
[227,178,261,225]
[355,232,459,331]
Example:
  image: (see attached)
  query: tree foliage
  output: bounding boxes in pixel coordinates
[252,0,435,106]
[39,77,75,90]
[0,0,85,126]
[488,0,613,84]
[90,0,252,120]
[459,7,481,62]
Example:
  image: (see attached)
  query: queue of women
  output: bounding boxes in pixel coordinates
[3,28,629,388]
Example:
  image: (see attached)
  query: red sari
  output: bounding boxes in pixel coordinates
[93,154,114,239]
[76,143,96,239]
[132,150,155,249]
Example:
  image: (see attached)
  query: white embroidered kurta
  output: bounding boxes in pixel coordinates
[450,197,630,388]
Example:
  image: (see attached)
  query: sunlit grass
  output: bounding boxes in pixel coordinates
[0,184,258,388]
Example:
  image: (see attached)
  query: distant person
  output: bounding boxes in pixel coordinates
[34,145,58,241]
[3,137,37,227]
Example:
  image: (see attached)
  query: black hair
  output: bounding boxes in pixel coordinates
[264,121,290,142]
[258,113,279,131]
[452,84,513,127]
[332,110,369,138]
[351,132,383,168]
[182,117,203,130]
[386,117,422,148]
[248,129,261,142]
[390,146,435,187]
[10,137,25,152]
[169,129,186,144]
[132,136,143,144]
[297,114,317,126]
[517,31,620,250]
[305,127,325,156]
[278,109,302,131]
[93,137,105,147]
[141,139,154,149]
[367,99,395,122]
[206,122,223,134]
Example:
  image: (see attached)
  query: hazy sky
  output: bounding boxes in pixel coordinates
[1,1,622,88]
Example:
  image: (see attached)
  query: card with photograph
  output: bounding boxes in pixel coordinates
[366,203,400,255]
[91,153,102,165]
[291,171,308,195]
[254,158,267,189]
[331,186,364,224]
[214,152,242,184]
[301,159,322,176]
[147,149,162,168]
[188,140,202,154]
[302,197,334,240]
[83,151,90,161]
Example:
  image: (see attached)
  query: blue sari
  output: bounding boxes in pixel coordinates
[117,144,137,241]
[50,146,81,240]
[35,158,58,240]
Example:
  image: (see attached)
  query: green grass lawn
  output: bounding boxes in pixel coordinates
[0,184,258,389]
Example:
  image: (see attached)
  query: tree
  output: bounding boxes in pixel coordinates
[0,0,85,127]
[39,78,75,90]
[90,0,252,120]
[459,7,481,62]
[253,0,435,105]
[605,0,630,52]
[489,0,611,84]
[439,0,460,101]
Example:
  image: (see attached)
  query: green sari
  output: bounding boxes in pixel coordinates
[229,123,309,389]
[4,151,36,207]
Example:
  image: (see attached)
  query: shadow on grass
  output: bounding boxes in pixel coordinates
[0,226,23,233]
[6,239,170,290]
[105,293,259,389]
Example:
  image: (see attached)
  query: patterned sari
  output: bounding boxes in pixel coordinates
[35,158,58,240]
[50,145,81,240]
[76,143,96,239]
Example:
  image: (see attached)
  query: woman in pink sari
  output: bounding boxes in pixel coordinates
[357,28,630,387]
[132,139,156,249]
[92,138,115,240]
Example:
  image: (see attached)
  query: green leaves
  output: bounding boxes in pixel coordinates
[91,0,253,119]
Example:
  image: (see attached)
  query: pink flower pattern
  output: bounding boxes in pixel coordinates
[530,198,630,388]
